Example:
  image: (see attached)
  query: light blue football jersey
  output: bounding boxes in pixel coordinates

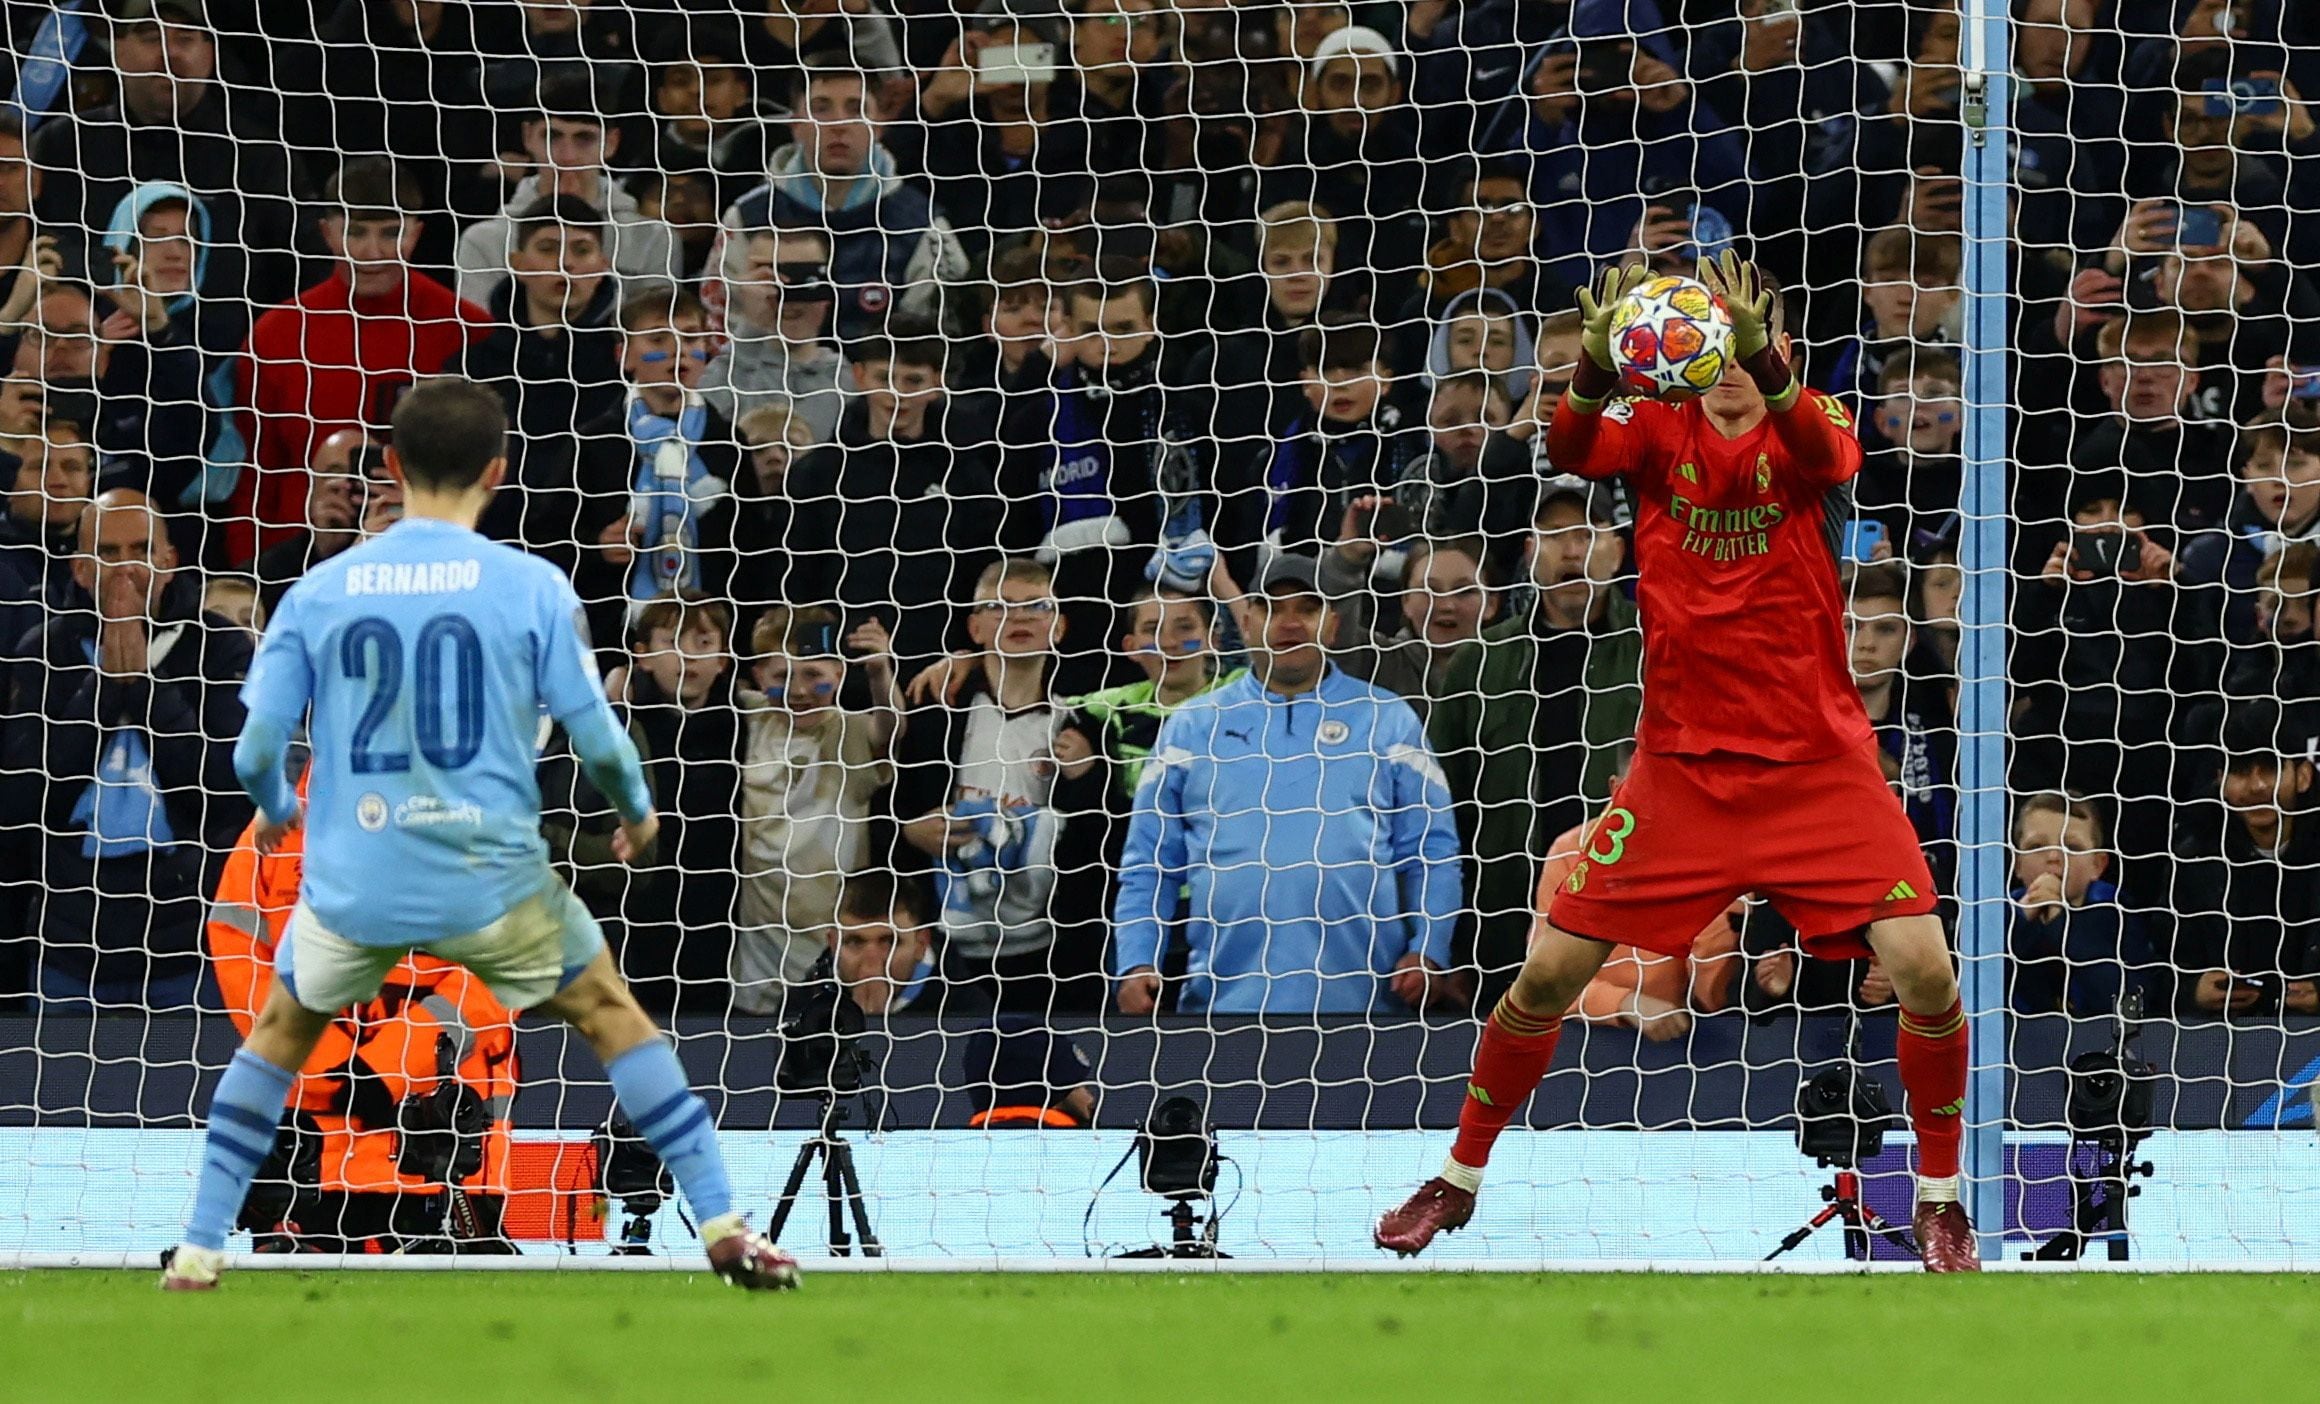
[241,516,614,946]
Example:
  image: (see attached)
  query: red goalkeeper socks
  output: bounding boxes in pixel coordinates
[1896,997,1968,1181]
[1446,992,1563,1177]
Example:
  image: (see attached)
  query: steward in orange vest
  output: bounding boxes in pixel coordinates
[963,1017,1095,1128]
[206,784,521,1251]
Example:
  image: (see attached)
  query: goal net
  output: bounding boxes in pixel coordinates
[3,0,2318,1269]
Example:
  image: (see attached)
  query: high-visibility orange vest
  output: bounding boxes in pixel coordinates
[205,798,519,1198]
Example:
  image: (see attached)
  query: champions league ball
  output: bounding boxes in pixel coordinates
[1607,275,1735,399]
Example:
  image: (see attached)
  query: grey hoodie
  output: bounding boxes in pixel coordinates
[455,172,680,309]
[698,325,849,444]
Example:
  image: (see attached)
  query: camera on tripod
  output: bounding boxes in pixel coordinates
[392,1033,504,1250]
[2032,992,2158,1262]
[1766,1067,1915,1261]
[592,1114,675,1254]
[768,951,883,1257]
[1113,1094,1230,1259]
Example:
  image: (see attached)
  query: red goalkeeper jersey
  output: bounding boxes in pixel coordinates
[1545,388,1873,763]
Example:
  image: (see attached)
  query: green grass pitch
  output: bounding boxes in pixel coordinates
[7,1269,2316,1402]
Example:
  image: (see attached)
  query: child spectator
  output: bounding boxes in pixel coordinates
[699,224,846,445]
[2166,706,2320,1018]
[570,292,740,650]
[1819,227,1961,404]
[459,194,625,558]
[892,557,1107,1014]
[787,323,1001,675]
[603,594,744,1015]
[455,71,681,309]
[1859,349,1965,551]
[200,574,260,637]
[732,605,897,1016]
[1425,287,1537,408]
[2059,312,2237,540]
[832,871,938,1016]
[2008,792,2154,1018]
[233,158,489,565]
[961,242,1066,395]
[2180,418,2320,642]
[1846,562,1956,880]
[1213,201,1339,433]
[1221,322,1428,583]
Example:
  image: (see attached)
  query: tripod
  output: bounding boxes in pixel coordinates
[2030,1134,2152,1261]
[767,1092,882,1257]
[1764,1165,1919,1262]
[1116,1198,1229,1259]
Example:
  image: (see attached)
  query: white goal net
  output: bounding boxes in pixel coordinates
[3,0,2319,1268]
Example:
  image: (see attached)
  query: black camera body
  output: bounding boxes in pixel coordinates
[1793,1066,1896,1169]
[778,950,872,1097]
[1136,1095,1221,1202]
[393,1033,489,1186]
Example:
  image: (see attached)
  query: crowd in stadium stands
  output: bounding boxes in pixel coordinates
[0,0,2315,1028]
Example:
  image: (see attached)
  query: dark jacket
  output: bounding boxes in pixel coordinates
[1425,593,1644,987]
[459,278,627,567]
[2162,806,2320,1017]
[786,398,1001,674]
[1218,395,1432,586]
[2008,879,2157,1018]
[4,581,253,986]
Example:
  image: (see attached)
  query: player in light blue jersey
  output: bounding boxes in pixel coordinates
[165,378,797,1291]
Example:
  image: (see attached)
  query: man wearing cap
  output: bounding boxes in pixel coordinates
[29,0,306,309]
[1113,553,1463,1015]
[965,1017,1095,1128]
[1426,477,1641,1002]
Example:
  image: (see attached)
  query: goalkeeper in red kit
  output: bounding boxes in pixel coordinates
[1374,254,1978,1272]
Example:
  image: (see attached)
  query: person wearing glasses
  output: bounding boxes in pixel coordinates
[893,556,1109,1014]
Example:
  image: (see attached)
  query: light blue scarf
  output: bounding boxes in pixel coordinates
[626,385,722,602]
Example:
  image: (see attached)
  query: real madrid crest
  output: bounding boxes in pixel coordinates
[1754,452,1772,493]
[1566,862,1588,894]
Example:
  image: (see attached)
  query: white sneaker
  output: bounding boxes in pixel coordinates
[160,1243,224,1291]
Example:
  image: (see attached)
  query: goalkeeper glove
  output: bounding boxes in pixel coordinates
[1574,262,1654,372]
[1701,249,1773,362]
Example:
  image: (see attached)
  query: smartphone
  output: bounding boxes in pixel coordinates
[976,42,1057,86]
[1841,519,1886,564]
[2069,528,2126,578]
[2205,75,2284,118]
[1360,500,1416,543]
[2175,205,2224,248]
[1575,40,1626,93]
[2290,365,2320,402]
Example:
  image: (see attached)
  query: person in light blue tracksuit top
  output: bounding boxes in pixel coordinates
[1112,554,1465,1015]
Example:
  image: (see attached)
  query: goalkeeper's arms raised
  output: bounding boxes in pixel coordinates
[1702,250,1862,489]
[1544,262,1654,479]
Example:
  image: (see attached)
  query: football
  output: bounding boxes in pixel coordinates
[1607,274,1736,399]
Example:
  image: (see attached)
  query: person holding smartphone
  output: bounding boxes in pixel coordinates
[2167,705,2320,1018]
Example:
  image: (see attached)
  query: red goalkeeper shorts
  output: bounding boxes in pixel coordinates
[1544,739,1940,961]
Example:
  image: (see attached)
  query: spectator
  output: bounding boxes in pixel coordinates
[718,60,970,341]
[1818,228,1961,404]
[1220,322,1429,582]
[732,605,897,1016]
[1063,585,1241,812]
[200,574,259,638]
[726,400,813,620]
[1846,562,1957,884]
[568,291,741,647]
[833,870,938,1017]
[646,32,758,180]
[2180,418,2320,643]
[1401,369,1532,571]
[29,0,307,308]
[455,71,682,310]
[1071,0,1191,203]
[251,428,398,620]
[892,557,1107,1014]
[965,1017,1096,1128]
[999,274,1213,693]
[2219,540,2320,712]
[1539,795,1741,1042]
[1113,554,1462,1015]
[232,159,489,565]
[1409,163,1561,331]
[0,424,92,643]
[2013,474,2215,867]
[1429,478,1641,996]
[459,195,626,559]
[786,324,1000,674]
[1858,349,1965,551]
[2165,707,2320,1018]
[698,224,847,445]
[92,180,246,529]
[958,241,1068,396]
[0,115,58,337]
[1257,25,1429,309]
[920,16,1095,263]
[597,594,743,1016]
[312,0,494,271]
[1213,202,1339,433]
[2059,312,2238,545]
[2008,791,2155,1018]
[4,489,252,1007]
[1425,286,1538,407]
[1333,535,1502,715]
[1509,31,1750,287]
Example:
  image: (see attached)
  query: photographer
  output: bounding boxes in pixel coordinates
[251,428,396,619]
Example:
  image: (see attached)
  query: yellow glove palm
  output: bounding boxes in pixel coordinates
[1573,262,1655,372]
[1701,249,1773,361]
